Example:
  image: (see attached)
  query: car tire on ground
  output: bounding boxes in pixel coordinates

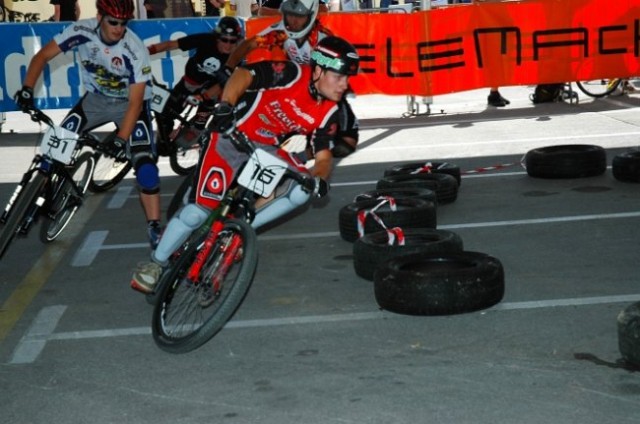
[376,172,459,204]
[353,228,463,281]
[383,161,462,186]
[374,251,504,316]
[524,144,607,179]
[612,150,640,183]
[353,187,438,204]
[338,197,437,243]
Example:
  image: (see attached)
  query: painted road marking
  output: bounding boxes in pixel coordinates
[71,210,640,262]
[9,293,640,364]
[0,194,103,344]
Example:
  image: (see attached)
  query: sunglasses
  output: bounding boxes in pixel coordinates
[218,37,238,44]
[106,18,129,27]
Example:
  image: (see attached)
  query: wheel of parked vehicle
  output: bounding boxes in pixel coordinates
[353,228,463,281]
[383,161,462,186]
[374,251,504,316]
[617,301,640,367]
[524,144,607,179]
[612,150,640,183]
[376,172,458,204]
[338,197,437,243]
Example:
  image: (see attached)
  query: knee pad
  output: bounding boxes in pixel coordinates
[178,203,209,229]
[134,156,160,194]
[252,182,311,230]
[153,203,209,264]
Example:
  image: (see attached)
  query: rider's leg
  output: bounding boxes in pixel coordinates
[251,179,312,230]
[152,203,210,265]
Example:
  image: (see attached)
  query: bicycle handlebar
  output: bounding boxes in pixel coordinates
[226,128,316,193]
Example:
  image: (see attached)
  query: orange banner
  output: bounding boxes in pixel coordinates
[246,0,640,96]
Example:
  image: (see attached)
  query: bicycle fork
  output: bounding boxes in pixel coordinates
[186,219,242,294]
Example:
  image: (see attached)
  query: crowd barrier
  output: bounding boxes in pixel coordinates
[1,0,639,112]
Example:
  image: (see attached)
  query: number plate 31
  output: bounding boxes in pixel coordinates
[40,126,79,165]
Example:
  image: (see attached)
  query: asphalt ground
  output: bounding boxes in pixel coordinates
[1,85,640,423]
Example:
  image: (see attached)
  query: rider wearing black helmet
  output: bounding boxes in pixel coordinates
[148,16,245,154]
[205,0,359,160]
[15,0,164,249]
[130,36,361,294]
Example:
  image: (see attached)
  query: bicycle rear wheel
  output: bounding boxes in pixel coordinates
[152,218,258,354]
[576,79,621,98]
[0,172,47,259]
[166,169,195,221]
[39,152,95,243]
[169,144,200,176]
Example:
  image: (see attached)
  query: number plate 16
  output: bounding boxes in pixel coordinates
[40,126,79,165]
[237,148,288,198]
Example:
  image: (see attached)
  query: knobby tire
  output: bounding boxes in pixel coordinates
[0,172,47,259]
[152,218,259,354]
[39,152,95,243]
[88,152,131,193]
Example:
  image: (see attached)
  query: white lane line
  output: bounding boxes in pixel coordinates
[9,305,67,365]
[439,211,640,230]
[70,210,640,259]
[107,185,134,209]
[71,230,108,266]
[11,293,639,365]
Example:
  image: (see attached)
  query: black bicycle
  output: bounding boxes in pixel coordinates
[0,108,128,258]
[151,80,207,176]
[151,129,318,354]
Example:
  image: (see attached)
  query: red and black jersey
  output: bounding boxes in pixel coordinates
[234,61,340,154]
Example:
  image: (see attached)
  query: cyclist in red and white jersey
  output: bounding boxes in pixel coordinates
[130,36,360,293]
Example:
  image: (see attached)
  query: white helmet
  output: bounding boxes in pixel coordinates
[280,0,319,40]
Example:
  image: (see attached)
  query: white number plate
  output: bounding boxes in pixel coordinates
[150,84,171,113]
[237,148,288,197]
[40,126,79,165]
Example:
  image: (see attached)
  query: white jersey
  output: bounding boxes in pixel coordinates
[54,18,152,100]
[256,20,330,65]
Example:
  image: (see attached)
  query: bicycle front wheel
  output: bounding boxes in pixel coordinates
[576,79,621,98]
[0,172,47,259]
[152,218,258,354]
[39,152,95,243]
[89,152,131,193]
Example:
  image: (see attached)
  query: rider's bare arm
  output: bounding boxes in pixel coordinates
[225,37,259,70]
[147,40,179,55]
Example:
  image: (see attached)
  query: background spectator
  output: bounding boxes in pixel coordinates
[230,0,258,18]
[50,0,80,21]
[204,0,225,16]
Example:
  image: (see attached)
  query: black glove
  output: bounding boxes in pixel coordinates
[211,101,236,134]
[14,86,34,112]
[112,136,128,161]
[215,66,233,86]
[312,176,330,198]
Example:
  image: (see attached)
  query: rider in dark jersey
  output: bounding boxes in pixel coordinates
[147,16,244,155]
[130,36,360,294]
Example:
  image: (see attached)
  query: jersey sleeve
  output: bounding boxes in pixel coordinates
[310,107,341,154]
[177,33,210,52]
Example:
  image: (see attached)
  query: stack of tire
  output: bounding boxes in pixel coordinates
[339,160,505,316]
[524,143,640,182]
